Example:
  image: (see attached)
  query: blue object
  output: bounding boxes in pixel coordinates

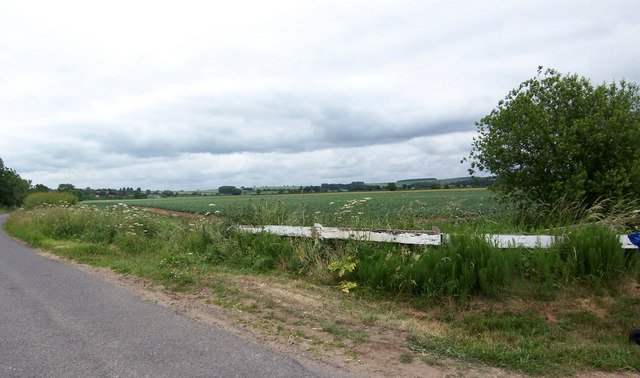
[629,233,640,251]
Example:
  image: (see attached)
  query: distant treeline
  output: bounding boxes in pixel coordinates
[215,177,496,195]
[30,184,180,201]
[32,177,497,201]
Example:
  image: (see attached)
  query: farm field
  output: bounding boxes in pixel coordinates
[83,188,507,231]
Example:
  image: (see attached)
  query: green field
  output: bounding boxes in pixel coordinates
[83,188,506,231]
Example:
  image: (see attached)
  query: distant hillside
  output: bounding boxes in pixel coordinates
[397,178,437,184]
[397,176,496,189]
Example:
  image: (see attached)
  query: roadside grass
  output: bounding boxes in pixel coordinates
[408,288,640,375]
[4,203,640,375]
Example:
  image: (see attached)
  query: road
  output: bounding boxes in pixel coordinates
[0,214,348,377]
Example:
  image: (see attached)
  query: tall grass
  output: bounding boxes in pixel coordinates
[5,203,638,299]
[509,195,640,233]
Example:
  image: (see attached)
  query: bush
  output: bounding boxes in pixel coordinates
[467,67,640,218]
[23,192,78,209]
[0,158,30,207]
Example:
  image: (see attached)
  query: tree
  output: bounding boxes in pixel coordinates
[57,183,75,192]
[218,186,237,195]
[56,183,81,200]
[31,184,51,193]
[161,190,176,197]
[387,182,398,191]
[466,67,640,210]
[0,158,31,207]
[134,187,145,199]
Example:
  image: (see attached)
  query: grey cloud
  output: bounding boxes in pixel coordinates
[3,0,640,190]
[76,94,477,159]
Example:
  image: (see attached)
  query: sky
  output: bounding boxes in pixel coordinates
[1,1,639,191]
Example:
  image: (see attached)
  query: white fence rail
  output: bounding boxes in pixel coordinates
[237,223,639,250]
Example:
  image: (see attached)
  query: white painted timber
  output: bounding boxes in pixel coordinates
[237,224,639,249]
[237,225,315,238]
[237,224,442,245]
[484,234,557,249]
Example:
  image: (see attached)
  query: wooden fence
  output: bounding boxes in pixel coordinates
[237,223,639,250]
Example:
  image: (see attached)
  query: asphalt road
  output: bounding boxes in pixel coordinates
[0,213,348,377]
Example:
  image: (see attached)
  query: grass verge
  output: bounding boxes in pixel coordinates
[4,204,640,376]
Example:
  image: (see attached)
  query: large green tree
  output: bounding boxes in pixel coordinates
[467,67,640,209]
[0,158,31,207]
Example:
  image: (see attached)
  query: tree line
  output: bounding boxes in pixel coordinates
[0,162,182,208]
[216,178,495,196]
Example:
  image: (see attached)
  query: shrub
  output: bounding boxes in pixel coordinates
[23,192,78,209]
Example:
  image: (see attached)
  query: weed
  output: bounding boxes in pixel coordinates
[322,322,367,343]
[344,349,359,359]
[399,352,414,363]
[421,355,443,366]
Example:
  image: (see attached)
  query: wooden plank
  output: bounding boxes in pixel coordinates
[237,225,314,238]
[237,224,639,249]
[237,224,442,245]
[484,234,556,249]
[317,226,442,245]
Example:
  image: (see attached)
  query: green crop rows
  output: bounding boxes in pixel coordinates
[84,189,506,231]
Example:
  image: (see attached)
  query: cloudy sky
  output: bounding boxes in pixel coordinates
[1,1,638,190]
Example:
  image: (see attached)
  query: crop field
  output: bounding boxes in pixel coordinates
[83,188,506,231]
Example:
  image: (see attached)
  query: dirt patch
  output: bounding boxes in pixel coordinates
[576,298,609,319]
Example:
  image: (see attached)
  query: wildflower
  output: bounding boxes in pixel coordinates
[209,203,216,207]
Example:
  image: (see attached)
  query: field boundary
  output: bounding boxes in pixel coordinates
[237,224,639,249]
